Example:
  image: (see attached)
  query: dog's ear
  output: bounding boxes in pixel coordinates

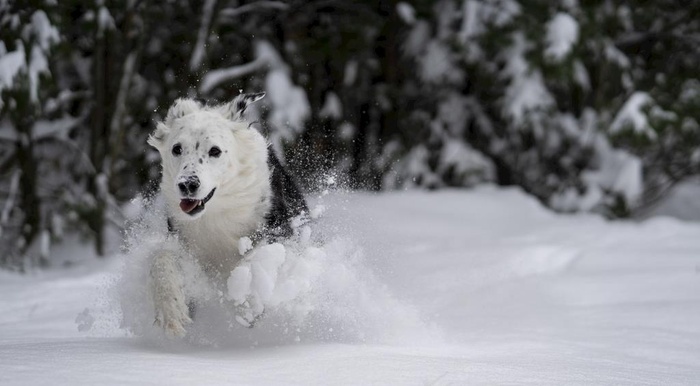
[165,98,202,125]
[219,92,266,122]
[147,122,170,150]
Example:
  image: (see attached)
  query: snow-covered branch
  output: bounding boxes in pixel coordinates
[199,40,282,93]
[217,1,288,21]
[109,51,137,136]
[189,0,217,72]
[199,59,266,94]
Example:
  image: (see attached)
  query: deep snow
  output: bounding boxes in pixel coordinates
[1,187,700,385]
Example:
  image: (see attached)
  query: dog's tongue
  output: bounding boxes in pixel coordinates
[179,199,199,213]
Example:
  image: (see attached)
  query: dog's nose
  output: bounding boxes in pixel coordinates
[178,176,200,195]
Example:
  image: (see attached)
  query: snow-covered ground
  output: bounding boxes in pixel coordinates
[1,186,700,385]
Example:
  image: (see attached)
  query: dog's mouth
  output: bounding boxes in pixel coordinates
[179,188,216,216]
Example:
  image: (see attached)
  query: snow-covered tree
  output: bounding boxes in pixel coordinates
[404,0,700,217]
[0,1,66,267]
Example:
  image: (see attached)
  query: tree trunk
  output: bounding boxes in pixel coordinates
[4,88,41,266]
[87,25,111,257]
[16,124,40,260]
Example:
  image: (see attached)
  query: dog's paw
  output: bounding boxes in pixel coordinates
[154,298,193,338]
[233,302,265,328]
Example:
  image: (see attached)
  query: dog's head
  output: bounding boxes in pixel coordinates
[148,93,266,219]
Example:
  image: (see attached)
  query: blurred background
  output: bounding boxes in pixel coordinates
[1,0,700,269]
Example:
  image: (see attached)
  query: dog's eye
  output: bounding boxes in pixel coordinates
[172,144,182,156]
[209,146,222,158]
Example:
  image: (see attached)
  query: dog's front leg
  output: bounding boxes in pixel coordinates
[150,250,192,338]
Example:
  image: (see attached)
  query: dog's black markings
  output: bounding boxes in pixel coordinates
[167,217,176,234]
[263,150,308,240]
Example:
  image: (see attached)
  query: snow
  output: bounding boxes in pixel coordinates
[384,145,440,188]
[544,12,579,63]
[552,133,644,211]
[342,60,357,86]
[573,59,590,90]
[604,39,631,68]
[265,69,310,135]
[402,20,430,58]
[649,178,700,221]
[0,41,26,107]
[28,40,50,104]
[189,0,216,71]
[33,116,79,140]
[0,116,79,142]
[319,92,342,120]
[610,92,657,140]
[459,0,480,42]
[583,140,643,208]
[217,1,289,20]
[0,10,59,109]
[475,0,521,28]
[199,40,282,94]
[30,10,59,50]
[402,9,468,86]
[419,41,463,84]
[237,236,253,255]
[2,187,700,384]
[501,33,554,124]
[199,61,264,94]
[199,39,310,148]
[225,239,327,326]
[395,2,416,25]
[437,141,495,185]
[96,6,115,36]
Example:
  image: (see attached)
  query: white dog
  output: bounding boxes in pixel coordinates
[146,93,307,337]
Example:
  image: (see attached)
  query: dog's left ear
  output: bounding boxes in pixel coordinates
[219,92,266,122]
[147,122,170,151]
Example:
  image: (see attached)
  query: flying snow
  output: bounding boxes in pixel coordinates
[111,188,433,347]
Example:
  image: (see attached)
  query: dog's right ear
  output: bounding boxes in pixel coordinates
[147,122,170,150]
[218,92,266,122]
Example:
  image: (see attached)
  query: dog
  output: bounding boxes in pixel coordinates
[146,93,307,337]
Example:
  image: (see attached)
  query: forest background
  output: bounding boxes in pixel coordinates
[1,0,699,268]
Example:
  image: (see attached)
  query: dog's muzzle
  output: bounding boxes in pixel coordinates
[179,188,216,216]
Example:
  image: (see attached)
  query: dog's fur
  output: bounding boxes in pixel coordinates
[146,94,307,337]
